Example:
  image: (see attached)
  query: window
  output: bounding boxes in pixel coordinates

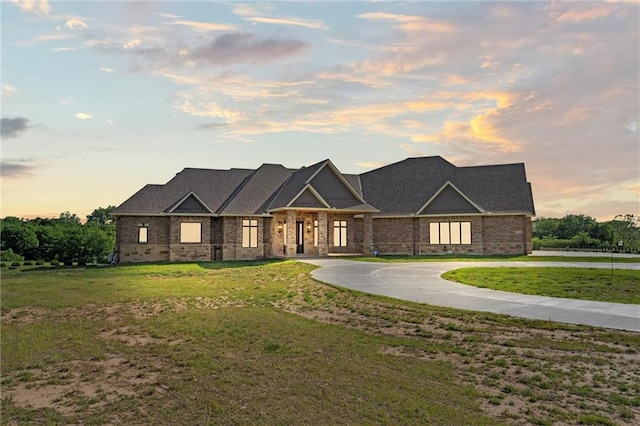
[242,219,258,248]
[333,220,347,247]
[138,226,148,244]
[430,221,471,245]
[313,220,318,247]
[180,222,201,243]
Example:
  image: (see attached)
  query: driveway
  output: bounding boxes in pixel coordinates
[301,259,640,332]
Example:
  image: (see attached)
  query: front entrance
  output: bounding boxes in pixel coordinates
[296,221,304,253]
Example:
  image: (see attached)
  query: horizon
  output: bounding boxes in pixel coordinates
[2,1,638,222]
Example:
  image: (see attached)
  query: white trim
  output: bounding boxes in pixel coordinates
[306,160,367,204]
[416,181,484,215]
[287,184,331,208]
[166,191,214,214]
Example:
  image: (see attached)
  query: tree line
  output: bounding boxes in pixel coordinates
[0,206,116,264]
[533,214,640,252]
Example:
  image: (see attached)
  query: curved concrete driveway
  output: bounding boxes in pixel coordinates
[302,259,640,332]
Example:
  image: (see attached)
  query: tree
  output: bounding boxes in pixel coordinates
[0,217,39,257]
[86,205,116,229]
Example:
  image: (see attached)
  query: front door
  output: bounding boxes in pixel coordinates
[296,221,304,253]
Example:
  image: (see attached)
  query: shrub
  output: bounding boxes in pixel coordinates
[23,260,34,266]
[0,249,24,262]
[50,259,60,266]
[1,262,7,268]
[64,260,74,266]
[35,260,45,265]
[11,261,22,267]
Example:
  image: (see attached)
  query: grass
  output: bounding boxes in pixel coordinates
[2,261,639,425]
[353,254,640,263]
[442,267,640,304]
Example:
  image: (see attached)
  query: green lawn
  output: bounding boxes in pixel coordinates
[2,261,639,425]
[442,267,640,304]
[354,254,640,263]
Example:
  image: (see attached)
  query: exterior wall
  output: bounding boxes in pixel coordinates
[116,216,171,263]
[169,216,211,262]
[419,216,484,255]
[372,218,415,254]
[482,215,532,255]
[371,215,531,256]
[117,212,533,262]
[222,217,268,261]
[327,213,356,253]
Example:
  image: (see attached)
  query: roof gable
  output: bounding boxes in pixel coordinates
[289,185,330,208]
[418,182,483,215]
[308,161,366,207]
[166,192,213,214]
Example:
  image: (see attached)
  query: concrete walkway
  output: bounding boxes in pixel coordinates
[301,259,640,332]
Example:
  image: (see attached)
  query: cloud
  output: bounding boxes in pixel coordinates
[9,0,50,15]
[99,67,115,73]
[168,20,236,32]
[65,18,88,29]
[0,161,35,178]
[357,12,456,33]
[1,159,36,178]
[245,16,328,30]
[1,85,18,96]
[75,113,93,120]
[356,161,387,169]
[1,117,30,139]
[156,12,181,19]
[33,34,73,42]
[189,33,308,66]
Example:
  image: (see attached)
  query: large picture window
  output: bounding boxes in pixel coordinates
[138,226,148,244]
[242,219,258,248]
[333,220,347,247]
[430,222,471,245]
[180,222,202,243]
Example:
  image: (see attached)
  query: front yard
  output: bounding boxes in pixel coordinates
[1,261,639,425]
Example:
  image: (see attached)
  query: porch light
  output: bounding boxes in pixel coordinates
[307,222,312,233]
[277,222,283,234]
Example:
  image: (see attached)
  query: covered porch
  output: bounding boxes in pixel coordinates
[269,209,376,258]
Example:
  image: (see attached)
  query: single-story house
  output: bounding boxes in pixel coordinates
[111,156,535,262]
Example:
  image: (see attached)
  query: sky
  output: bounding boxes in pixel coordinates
[1,0,638,222]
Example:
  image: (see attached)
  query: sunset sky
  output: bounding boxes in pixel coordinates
[1,0,638,222]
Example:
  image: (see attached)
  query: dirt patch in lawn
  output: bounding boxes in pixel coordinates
[2,355,161,419]
[277,281,640,425]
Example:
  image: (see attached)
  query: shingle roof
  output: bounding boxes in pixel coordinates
[219,164,293,214]
[113,156,534,217]
[360,156,534,215]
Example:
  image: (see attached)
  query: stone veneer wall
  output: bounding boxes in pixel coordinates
[116,216,171,263]
[221,217,268,261]
[169,216,211,261]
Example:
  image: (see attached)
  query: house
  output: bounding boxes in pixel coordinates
[111,156,535,262]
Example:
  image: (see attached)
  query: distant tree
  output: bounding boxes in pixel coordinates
[0,217,39,257]
[555,215,597,240]
[58,211,81,224]
[86,205,116,229]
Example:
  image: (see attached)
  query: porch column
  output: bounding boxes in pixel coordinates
[318,211,328,256]
[286,210,296,256]
[363,213,374,256]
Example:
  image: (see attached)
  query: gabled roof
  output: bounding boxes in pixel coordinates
[267,159,374,211]
[113,156,534,217]
[360,156,534,215]
[417,181,484,215]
